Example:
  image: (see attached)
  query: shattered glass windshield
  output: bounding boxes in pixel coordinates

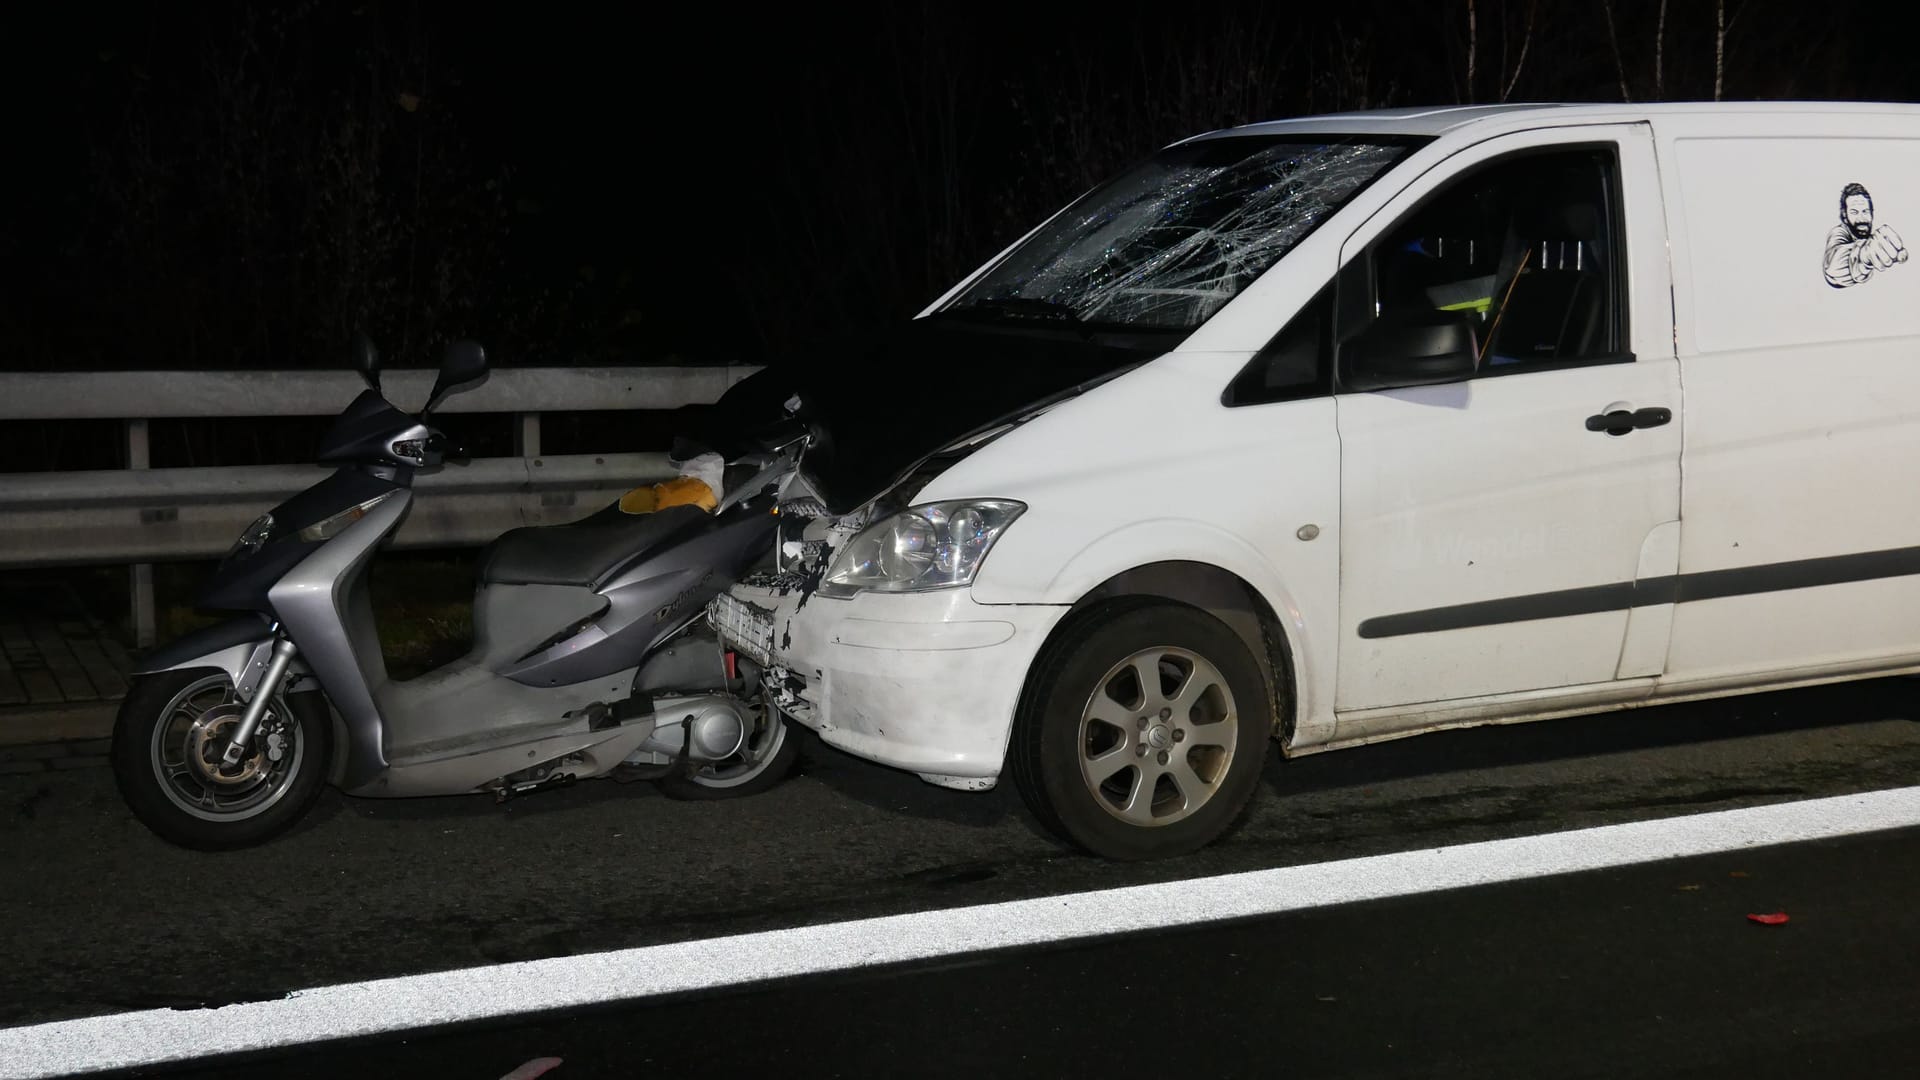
[945,136,1417,330]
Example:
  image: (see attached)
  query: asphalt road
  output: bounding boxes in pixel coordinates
[3,675,1918,1039]
[148,827,1920,1080]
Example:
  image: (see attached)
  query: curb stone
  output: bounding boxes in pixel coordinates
[0,705,116,749]
[0,740,114,774]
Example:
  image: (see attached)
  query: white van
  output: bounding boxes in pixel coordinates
[710,102,1920,860]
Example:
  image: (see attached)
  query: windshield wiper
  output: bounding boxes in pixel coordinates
[950,296,1082,323]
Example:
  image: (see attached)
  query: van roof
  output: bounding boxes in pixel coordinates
[1183,101,1920,141]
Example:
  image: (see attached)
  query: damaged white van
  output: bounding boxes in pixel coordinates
[710,102,1920,860]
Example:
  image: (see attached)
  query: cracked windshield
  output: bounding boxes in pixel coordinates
[948,139,1411,328]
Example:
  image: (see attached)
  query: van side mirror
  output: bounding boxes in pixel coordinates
[352,334,382,391]
[424,340,489,415]
[1342,311,1478,392]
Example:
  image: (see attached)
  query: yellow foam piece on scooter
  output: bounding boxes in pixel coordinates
[618,476,716,515]
[656,476,717,511]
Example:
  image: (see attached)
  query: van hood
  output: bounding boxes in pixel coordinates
[705,315,1176,515]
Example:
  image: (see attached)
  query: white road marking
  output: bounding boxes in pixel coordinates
[6,784,1920,1079]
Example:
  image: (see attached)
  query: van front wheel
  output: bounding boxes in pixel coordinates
[1010,603,1270,861]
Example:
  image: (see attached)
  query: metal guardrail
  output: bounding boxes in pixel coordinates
[0,455,682,565]
[0,366,755,420]
[0,367,758,646]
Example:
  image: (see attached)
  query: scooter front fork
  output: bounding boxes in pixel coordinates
[220,638,299,767]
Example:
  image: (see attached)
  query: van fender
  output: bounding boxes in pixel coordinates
[1021,518,1330,747]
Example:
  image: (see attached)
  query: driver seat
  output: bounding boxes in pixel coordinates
[1485,191,1609,365]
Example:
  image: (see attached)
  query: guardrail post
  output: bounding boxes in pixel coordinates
[514,411,540,458]
[126,418,156,649]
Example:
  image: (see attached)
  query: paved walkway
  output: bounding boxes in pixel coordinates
[0,578,130,745]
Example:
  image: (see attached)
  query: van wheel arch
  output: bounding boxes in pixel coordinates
[1022,561,1298,747]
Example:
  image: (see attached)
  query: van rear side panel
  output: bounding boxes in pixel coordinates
[1655,114,1920,685]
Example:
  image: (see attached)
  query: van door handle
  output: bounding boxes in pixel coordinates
[1585,406,1672,436]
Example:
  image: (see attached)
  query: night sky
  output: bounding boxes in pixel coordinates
[2,0,1914,374]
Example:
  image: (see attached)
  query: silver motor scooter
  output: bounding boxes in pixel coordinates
[111,341,802,850]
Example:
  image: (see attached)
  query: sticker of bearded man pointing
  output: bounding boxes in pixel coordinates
[1825,181,1908,288]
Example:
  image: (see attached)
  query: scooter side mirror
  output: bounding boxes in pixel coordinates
[423,340,489,415]
[352,334,382,391]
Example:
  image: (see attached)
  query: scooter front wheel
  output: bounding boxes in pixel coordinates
[655,708,799,801]
[111,669,332,850]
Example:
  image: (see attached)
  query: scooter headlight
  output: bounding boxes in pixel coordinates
[293,491,399,543]
[819,499,1024,598]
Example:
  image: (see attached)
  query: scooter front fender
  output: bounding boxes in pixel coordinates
[130,613,315,705]
[131,614,274,687]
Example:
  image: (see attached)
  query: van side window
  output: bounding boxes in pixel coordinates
[1344,148,1626,381]
[1223,283,1333,407]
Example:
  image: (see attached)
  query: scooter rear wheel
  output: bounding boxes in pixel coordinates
[111,668,332,850]
[655,708,799,801]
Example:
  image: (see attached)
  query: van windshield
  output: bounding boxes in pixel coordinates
[943,135,1419,331]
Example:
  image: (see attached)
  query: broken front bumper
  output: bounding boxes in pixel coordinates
[709,582,1067,789]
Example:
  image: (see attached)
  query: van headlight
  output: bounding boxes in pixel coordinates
[818,500,1025,597]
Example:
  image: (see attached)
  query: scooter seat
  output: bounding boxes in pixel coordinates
[478,503,709,588]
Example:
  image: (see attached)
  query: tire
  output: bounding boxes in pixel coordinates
[110,668,332,851]
[655,703,800,801]
[1011,602,1272,861]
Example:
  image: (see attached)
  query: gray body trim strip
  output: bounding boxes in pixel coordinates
[1357,544,1920,640]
